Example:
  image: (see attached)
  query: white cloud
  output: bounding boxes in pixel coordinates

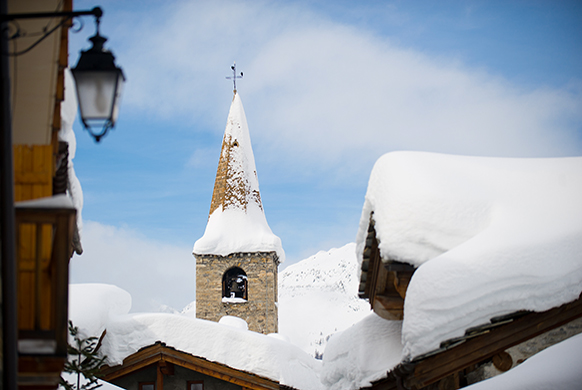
[70,221,196,312]
[245,27,581,161]
[107,0,581,171]
[68,0,582,273]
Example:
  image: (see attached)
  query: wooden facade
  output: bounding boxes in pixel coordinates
[3,0,77,388]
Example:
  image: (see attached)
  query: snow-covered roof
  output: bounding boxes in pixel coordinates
[71,284,319,389]
[193,93,284,261]
[102,313,321,389]
[323,317,582,390]
[356,151,582,360]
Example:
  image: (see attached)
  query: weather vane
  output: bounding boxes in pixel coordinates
[226,62,243,93]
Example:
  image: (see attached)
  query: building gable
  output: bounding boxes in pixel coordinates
[101,342,281,390]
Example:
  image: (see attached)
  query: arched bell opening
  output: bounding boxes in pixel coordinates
[222,267,248,301]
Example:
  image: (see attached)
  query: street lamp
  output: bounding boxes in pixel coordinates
[1,6,125,142]
[72,19,125,142]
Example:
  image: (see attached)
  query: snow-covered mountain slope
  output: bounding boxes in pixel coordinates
[278,243,371,358]
[181,300,196,317]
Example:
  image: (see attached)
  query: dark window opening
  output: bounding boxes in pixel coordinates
[222,267,248,300]
[187,381,204,390]
[139,382,155,390]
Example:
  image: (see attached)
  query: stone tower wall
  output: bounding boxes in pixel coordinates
[195,251,278,334]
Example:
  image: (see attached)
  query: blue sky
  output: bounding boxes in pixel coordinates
[67,0,582,311]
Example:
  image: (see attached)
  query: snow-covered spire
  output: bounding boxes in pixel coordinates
[208,91,262,215]
[193,93,284,261]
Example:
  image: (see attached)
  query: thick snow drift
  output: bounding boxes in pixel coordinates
[195,204,284,259]
[356,151,582,360]
[71,284,320,389]
[69,284,131,339]
[101,313,321,389]
[194,93,284,261]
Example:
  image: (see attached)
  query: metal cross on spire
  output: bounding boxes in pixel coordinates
[226,62,243,93]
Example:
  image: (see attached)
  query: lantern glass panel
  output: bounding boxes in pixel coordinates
[111,72,125,124]
[74,70,118,120]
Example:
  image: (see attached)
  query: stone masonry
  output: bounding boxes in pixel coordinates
[195,251,279,334]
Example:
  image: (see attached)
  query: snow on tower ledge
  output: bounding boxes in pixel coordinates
[193,92,284,262]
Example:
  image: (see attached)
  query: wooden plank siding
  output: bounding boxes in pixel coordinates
[17,222,53,331]
[13,144,53,202]
[15,205,76,356]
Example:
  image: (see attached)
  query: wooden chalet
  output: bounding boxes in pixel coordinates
[100,341,290,390]
[1,0,82,388]
[358,212,582,390]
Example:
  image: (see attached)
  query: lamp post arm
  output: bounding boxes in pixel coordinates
[0,6,102,22]
[1,7,104,56]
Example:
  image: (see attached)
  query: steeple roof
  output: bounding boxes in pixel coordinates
[193,92,284,262]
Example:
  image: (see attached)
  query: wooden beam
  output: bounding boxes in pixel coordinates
[374,296,405,321]
[492,352,512,372]
[156,362,163,390]
[366,225,381,303]
[159,361,174,375]
[373,269,415,321]
[360,220,380,300]
[101,354,161,381]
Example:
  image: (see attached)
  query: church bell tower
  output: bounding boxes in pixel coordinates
[193,86,283,334]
